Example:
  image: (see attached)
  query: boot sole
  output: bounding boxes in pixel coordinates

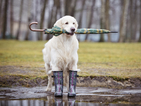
[55,93,63,97]
[68,93,76,97]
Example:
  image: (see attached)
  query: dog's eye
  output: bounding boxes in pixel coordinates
[65,22,68,24]
[73,22,75,25]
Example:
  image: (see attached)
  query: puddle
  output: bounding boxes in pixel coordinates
[0,86,141,106]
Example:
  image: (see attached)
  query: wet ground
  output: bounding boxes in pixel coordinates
[0,86,141,106]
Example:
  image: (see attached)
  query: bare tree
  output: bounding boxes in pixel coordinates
[55,0,62,17]
[54,0,61,22]
[10,0,14,39]
[2,0,8,39]
[25,0,32,40]
[105,0,110,42]
[119,0,129,42]
[64,0,72,15]
[85,0,95,41]
[77,0,86,41]
[128,0,133,42]
[99,0,105,42]
[0,0,2,18]
[0,0,3,35]
[138,0,141,42]
[16,0,24,40]
[64,0,78,16]
[46,0,57,40]
[131,0,137,42]
[78,0,86,28]
[46,7,54,40]
[125,1,130,42]
[70,0,78,16]
[39,0,48,40]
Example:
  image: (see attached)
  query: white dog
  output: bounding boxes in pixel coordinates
[42,16,80,92]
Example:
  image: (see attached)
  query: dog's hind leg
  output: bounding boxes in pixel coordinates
[45,63,53,92]
[46,72,53,92]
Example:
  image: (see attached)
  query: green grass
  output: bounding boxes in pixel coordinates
[0,40,141,78]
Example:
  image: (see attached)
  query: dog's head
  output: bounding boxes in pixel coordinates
[54,16,78,36]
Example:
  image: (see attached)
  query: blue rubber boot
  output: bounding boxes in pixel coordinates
[53,71,63,97]
[68,71,78,97]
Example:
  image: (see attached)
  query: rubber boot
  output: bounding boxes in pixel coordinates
[53,71,63,97]
[68,71,78,97]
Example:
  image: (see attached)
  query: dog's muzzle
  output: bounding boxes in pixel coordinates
[66,28,76,36]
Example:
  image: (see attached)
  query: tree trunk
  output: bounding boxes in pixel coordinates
[85,0,95,41]
[0,0,3,35]
[2,0,8,39]
[46,0,55,40]
[131,0,137,42]
[35,0,38,21]
[39,0,48,40]
[10,0,13,39]
[25,18,30,40]
[16,0,24,40]
[77,0,86,41]
[78,0,86,28]
[25,0,32,40]
[105,0,110,42]
[138,0,141,42]
[119,0,129,42]
[0,0,2,18]
[128,0,133,42]
[70,0,78,16]
[55,0,61,18]
[64,0,71,15]
[99,0,105,42]
[125,10,129,42]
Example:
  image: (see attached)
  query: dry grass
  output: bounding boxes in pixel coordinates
[0,40,141,78]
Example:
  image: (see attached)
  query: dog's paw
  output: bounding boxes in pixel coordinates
[46,87,52,92]
[70,69,81,72]
[76,69,81,71]
[48,70,52,74]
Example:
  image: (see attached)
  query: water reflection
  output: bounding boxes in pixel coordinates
[0,87,141,106]
[0,95,140,106]
[55,97,63,106]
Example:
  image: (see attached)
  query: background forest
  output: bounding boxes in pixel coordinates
[0,0,141,42]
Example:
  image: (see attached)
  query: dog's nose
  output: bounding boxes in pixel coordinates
[71,28,75,32]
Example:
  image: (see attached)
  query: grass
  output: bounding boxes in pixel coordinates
[0,40,141,79]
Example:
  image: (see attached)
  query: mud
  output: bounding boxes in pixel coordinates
[0,66,141,105]
[77,76,141,89]
[0,75,141,89]
[0,86,141,105]
[0,66,141,89]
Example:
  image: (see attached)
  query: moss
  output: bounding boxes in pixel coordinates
[108,76,129,82]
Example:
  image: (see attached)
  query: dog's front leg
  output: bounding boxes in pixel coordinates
[69,53,80,71]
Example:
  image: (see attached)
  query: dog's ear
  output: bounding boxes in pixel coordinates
[54,18,62,28]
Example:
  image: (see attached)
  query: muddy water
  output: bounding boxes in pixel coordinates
[0,86,141,106]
